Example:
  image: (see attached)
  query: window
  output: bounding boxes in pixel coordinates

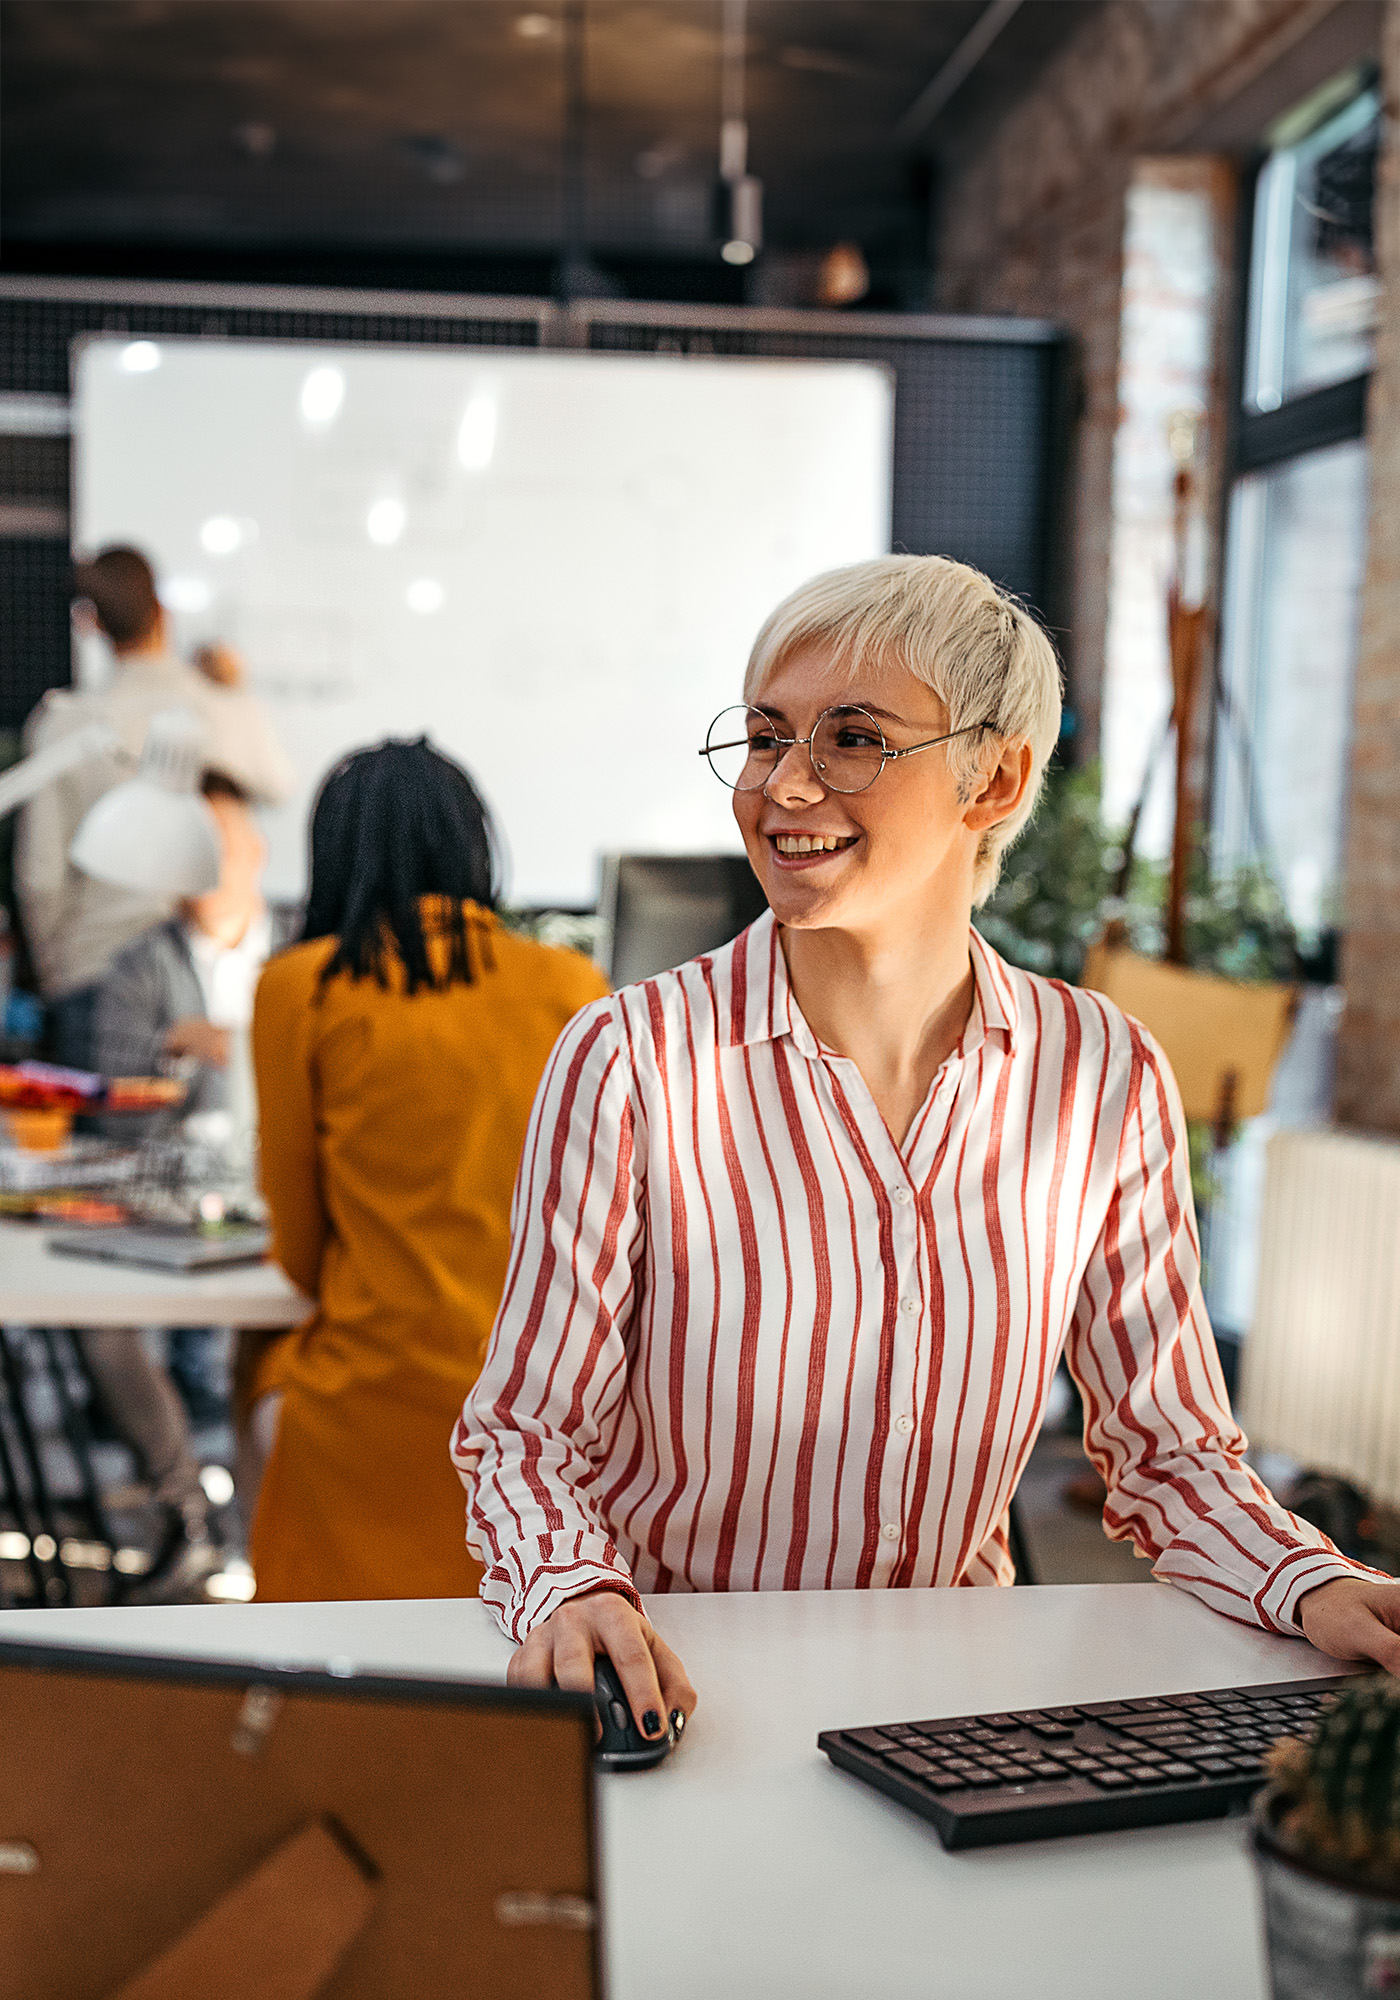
[1215,72,1378,955]
[1215,440,1368,945]
[1243,79,1380,411]
[1206,71,1378,1341]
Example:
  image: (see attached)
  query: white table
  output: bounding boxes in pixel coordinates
[0,1218,312,1327]
[0,1218,310,1602]
[0,1582,1338,1998]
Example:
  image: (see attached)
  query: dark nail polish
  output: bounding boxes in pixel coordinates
[643,1709,662,1736]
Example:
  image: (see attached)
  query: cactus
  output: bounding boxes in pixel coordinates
[1263,1677,1400,1891]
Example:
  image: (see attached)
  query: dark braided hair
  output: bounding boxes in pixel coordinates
[301,738,502,992]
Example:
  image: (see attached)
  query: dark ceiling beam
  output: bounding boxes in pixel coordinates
[892,0,1024,145]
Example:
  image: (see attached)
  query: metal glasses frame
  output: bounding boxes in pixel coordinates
[700,703,996,795]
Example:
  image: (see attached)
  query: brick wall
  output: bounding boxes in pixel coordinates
[1336,0,1400,1128]
[936,0,1342,753]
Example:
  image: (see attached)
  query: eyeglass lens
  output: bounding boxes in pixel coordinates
[703,705,888,795]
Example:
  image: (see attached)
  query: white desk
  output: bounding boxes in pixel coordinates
[0,1583,1337,1998]
[0,1218,312,1327]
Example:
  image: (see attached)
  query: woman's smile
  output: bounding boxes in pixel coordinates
[765,827,860,867]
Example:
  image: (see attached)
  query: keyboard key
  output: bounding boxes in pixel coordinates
[1156,1762,1201,1782]
[1027,1721,1074,1740]
[1128,1764,1171,1784]
[1042,1707,1083,1722]
[1194,1758,1238,1777]
[844,1728,901,1752]
[1028,1760,1066,1780]
[924,1771,970,1792]
[1090,1770,1133,1789]
[885,1750,942,1777]
[978,1715,1023,1732]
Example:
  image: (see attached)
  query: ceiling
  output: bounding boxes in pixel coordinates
[1,1,1102,302]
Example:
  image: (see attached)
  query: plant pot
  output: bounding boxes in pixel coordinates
[1252,1789,1400,1998]
[1080,942,1295,1124]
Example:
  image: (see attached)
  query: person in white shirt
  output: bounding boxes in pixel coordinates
[16,544,295,1068]
[81,772,289,1596]
[94,771,291,1152]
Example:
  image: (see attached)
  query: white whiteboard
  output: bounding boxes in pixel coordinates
[73,337,893,906]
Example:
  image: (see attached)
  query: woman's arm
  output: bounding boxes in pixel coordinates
[1065,1021,1400,1660]
[452,997,652,1635]
[452,996,696,1734]
[251,956,328,1297]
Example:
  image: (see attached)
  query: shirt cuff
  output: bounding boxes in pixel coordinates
[1254,1546,1390,1633]
[480,1539,644,1642]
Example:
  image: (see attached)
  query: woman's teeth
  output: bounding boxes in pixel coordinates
[774,833,852,855]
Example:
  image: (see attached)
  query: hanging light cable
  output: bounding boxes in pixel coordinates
[718,0,762,265]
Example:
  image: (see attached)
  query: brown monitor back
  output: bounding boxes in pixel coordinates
[0,1641,602,2000]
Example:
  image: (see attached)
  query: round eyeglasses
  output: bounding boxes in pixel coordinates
[700,704,995,796]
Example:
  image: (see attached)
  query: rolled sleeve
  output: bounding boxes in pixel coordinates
[451,997,646,1639]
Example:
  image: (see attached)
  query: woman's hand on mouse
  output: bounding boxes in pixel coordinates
[1298,1575,1400,1673]
[506,1587,697,1740]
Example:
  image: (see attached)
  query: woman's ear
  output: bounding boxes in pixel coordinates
[962,738,1034,833]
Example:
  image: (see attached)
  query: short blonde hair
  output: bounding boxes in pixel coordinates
[743,554,1063,904]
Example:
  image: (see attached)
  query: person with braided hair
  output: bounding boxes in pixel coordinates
[243,737,607,1601]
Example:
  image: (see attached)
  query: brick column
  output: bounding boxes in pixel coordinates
[1336,0,1400,1132]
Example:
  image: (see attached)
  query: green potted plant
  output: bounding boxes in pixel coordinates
[1253,1677,1400,1998]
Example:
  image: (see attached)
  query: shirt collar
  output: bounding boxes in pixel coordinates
[718,909,1019,1056]
[964,926,1019,1054]
[183,908,272,968]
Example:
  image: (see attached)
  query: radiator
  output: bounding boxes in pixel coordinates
[1240,1128,1400,1511]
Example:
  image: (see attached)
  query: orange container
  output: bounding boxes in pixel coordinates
[4,1108,74,1153]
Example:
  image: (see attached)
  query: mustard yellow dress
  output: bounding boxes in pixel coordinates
[247,899,608,1602]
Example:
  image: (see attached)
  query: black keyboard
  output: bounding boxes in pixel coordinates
[818,1675,1351,1851]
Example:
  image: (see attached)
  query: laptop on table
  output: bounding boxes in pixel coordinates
[46,1225,271,1273]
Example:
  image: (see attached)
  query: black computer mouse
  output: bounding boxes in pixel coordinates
[592,1653,683,1770]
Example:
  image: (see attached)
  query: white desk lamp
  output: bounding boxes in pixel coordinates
[0,707,220,895]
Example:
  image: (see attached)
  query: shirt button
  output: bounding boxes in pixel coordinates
[892,1186,913,1206]
[881,1522,901,1542]
[894,1414,915,1435]
[900,1297,918,1317]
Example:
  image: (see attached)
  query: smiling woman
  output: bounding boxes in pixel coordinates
[453,553,1400,1750]
[740,554,1062,900]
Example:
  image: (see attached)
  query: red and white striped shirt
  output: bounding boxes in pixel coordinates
[453,912,1355,1640]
